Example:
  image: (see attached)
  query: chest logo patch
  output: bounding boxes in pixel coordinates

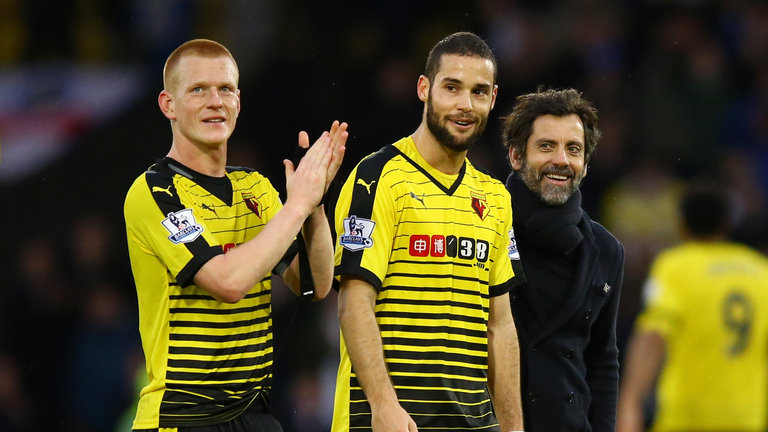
[339,215,375,252]
[162,209,204,244]
[471,192,490,220]
[242,192,261,218]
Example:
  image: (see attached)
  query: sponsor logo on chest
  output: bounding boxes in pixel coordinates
[409,234,490,267]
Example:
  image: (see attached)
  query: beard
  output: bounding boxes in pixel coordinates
[518,158,584,206]
[426,97,488,153]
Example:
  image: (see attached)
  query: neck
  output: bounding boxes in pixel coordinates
[685,233,728,242]
[411,123,467,175]
[167,138,227,177]
[506,171,585,254]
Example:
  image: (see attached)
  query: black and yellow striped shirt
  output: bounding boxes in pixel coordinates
[124,158,288,429]
[332,137,519,431]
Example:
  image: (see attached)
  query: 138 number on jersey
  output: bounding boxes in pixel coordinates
[409,235,489,262]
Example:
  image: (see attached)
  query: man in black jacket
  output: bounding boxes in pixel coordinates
[501,88,625,431]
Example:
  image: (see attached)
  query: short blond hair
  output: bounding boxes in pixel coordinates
[162,39,239,92]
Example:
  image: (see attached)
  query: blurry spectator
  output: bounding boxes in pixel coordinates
[270,278,339,432]
[601,157,683,328]
[8,236,79,430]
[284,371,326,432]
[719,152,768,254]
[64,282,140,432]
[0,354,31,432]
[66,213,128,287]
[635,6,732,175]
[724,57,768,197]
[0,0,25,63]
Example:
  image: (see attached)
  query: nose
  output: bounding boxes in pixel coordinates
[207,89,224,108]
[456,90,473,112]
[551,145,570,166]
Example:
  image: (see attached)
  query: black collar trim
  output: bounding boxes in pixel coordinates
[393,147,466,196]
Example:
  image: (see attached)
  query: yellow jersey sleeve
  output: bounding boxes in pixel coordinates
[334,157,398,290]
[635,250,682,338]
[125,173,223,287]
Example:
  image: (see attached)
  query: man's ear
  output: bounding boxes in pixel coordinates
[417,75,430,102]
[582,162,588,179]
[158,90,175,120]
[490,84,498,111]
[509,147,523,170]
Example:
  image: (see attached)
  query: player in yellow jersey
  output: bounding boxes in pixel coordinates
[617,184,768,432]
[124,39,348,432]
[332,32,524,432]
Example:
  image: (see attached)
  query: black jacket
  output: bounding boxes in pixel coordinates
[510,211,624,432]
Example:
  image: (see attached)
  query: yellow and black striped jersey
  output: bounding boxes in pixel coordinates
[636,241,768,431]
[331,137,519,431]
[124,157,289,429]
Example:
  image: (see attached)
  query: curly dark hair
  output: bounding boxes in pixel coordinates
[501,88,601,164]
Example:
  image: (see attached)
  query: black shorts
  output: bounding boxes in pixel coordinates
[135,399,282,432]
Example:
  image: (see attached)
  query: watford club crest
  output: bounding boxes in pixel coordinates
[241,192,261,218]
[471,192,490,220]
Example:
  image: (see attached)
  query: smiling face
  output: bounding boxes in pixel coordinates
[510,114,587,205]
[159,54,240,150]
[419,54,497,153]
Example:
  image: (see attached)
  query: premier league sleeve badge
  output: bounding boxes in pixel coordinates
[162,209,204,244]
[339,215,375,252]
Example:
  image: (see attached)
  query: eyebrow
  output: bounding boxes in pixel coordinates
[535,138,584,146]
[186,80,237,90]
[440,77,493,90]
[440,77,463,85]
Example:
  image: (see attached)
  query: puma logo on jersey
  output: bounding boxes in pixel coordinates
[409,192,426,208]
[200,203,218,217]
[152,185,173,197]
[356,178,376,194]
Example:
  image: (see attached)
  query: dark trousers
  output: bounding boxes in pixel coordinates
[136,398,282,432]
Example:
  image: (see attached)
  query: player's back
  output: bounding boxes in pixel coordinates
[638,241,768,431]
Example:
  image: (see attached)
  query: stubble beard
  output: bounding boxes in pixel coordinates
[426,98,487,153]
[518,158,584,206]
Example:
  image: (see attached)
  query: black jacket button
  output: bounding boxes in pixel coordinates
[567,392,575,403]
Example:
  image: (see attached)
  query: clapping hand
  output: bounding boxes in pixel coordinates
[283,120,349,214]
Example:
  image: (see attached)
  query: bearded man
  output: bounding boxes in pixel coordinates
[501,88,625,432]
[331,32,524,432]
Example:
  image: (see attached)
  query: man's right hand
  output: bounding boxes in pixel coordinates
[283,120,348,216]
[371,403,418,432]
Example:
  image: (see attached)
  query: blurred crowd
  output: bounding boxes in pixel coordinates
[1,0,767,431]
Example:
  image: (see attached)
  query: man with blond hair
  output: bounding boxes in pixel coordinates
[124,39,348,432]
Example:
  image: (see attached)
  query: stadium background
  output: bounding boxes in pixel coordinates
[0,1,766,431]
